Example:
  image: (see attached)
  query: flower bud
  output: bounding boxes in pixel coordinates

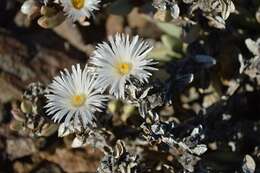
[20,100,32,114]
[38,12,65,28]
[40,6,58,17]
[21,0,40,19]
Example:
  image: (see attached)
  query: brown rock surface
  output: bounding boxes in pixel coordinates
[6,137,37,160]
[39,147,103,173]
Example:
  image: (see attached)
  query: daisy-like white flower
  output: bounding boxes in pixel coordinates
[61,0,101,21]
[45,64,107,128]
[90,33,157,99]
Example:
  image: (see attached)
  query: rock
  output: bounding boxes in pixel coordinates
[0,76,22,103]
[0,35,36,81]
[30,48,79,83]
[127,8,161,38]
[6,138,37,160]
[32,162,63,173]
[127,8,147,29]
[13,161,34,173]
[39,148,103,173]
[106,15,124,35]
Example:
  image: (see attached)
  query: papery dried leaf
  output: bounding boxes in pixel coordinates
[177,152,200,172]
[245,38,260,56]
[58,122,77,137]
[170,4,180,19]
[71,137,85,148]
[191,144,207,155]
[220,0,235,20]
[242,155,256,173]
[114,140,126,159]
[97,140,139,173]
[238,54,246,74]
[207,15,226,29]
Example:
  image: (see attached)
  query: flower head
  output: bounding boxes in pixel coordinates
[45,64,107,128]
[61,0,101,21]
[90,33,157,99]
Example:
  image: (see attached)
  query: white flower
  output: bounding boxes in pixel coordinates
[60,0,101,21]
[90,33,157,99]
[45,64,107,128]
[21,0,39,16]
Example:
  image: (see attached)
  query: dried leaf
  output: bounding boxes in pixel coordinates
[242,155,256,173]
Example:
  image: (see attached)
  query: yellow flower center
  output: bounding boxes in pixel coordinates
[71,0,85,9]
[116,62,132,75]
[71,94,86,107]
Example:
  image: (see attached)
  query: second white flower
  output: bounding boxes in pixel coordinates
[90,33,157,99]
